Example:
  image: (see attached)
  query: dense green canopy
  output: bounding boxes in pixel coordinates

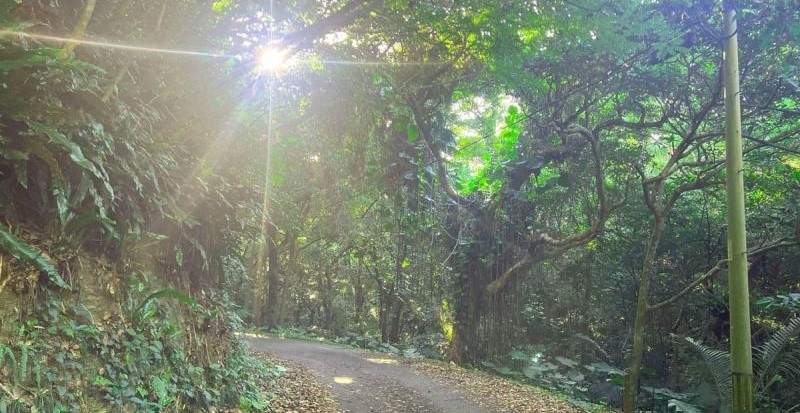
[1,0,799,412]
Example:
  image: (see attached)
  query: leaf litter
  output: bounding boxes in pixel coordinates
[254,348,598,413]
[254,352,341,413]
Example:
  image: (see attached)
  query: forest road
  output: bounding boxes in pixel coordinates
[247,336,493,413]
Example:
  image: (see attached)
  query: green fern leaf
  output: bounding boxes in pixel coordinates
[25,139,70,223]
[677,335,732,410]
[776,350,800,378]
[754,318,800,386]
[0,343,16,371]
[0,227,69,289]
[0,47,103,73]
[0,48,61,73]
[136,289,198,322]
[26,120,116,203]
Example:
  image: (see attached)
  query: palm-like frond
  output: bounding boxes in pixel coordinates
[754,317,800,387]
[775,348,800,379]
[677,317,800,411]
[678,336,733,410]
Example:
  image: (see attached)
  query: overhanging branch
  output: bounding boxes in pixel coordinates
[648,259,728,311]
[281,0,371,49]
[486,124,609,295]
[408,98,472,208]
[648,238,799,311]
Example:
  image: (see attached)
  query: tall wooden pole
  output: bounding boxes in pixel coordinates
[722,1,753,411]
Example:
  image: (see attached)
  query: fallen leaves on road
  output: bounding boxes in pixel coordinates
[255,353,341,413]
[253,346,598,413]
[360,380,440,413]
[406,359,587,413]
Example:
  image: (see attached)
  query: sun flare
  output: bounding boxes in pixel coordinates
[256,46,290,73]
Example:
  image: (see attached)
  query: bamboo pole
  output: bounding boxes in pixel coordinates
[722,1,753,411]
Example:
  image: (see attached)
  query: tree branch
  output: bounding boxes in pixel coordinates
[485,253,535,295]
[646,81,723,185]
[593,110,672,136]
[648,259,728,311]
[743,132,800,156]
[648,238,799,311]
[486,124,609,294]
[281,0,370,49]
[664,169,723,213]
[408,98,471,207]
[747,237,798,256]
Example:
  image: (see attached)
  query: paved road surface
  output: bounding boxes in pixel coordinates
[248,336,492,413]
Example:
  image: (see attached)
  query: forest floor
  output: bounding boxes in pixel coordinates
[248,336,590,413]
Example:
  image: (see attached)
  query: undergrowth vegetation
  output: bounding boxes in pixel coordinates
[2,0,800,412]
[0,227,278,412]
[0,287,274,412]
[0,1,282,411]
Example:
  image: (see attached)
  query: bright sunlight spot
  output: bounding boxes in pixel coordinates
[366,358,399,365]
[333,376,354,384]
[256,45,290,73]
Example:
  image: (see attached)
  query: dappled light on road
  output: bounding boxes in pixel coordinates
[366,357,399,365]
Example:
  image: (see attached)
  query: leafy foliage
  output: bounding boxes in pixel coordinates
[2,0,800,412]
[480,349,625,407]
[135,289,198,323]
[0,227,69,289]
[753,318,800,390]
[0,284,275,412]
[677,318,800,412]
[678,336,733,411]
[0,2,283,411]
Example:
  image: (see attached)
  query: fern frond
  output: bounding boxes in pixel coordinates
[753,317,800,388]
[0,343,16,371]
[774,346,800,380]
[0,227,70,289]
[678,336,732,408]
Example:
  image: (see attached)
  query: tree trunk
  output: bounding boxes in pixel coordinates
[379,288,389,342]
[623,215,666,413]
[265,223,283,328]
[250,243,266,326]
[277,234,298,325]
[322,269,334,331]
[388,303,403,343]
[353,280,365,326]
[387,231,407,343]
[449,260,487,364]
[448,269,472,363]
[294,267,308,324]
[353,258,365,329]
[448,211,493,363]
[722,2,753,411]
[60,0,97,59]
